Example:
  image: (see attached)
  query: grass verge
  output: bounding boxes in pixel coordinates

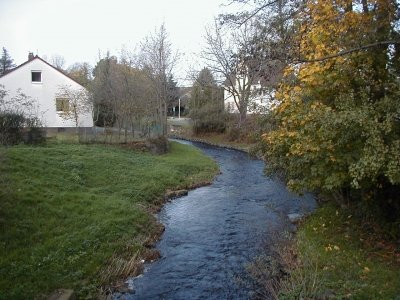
[169,132,255,153]
[0,141,218,299]
[248,204,400,299]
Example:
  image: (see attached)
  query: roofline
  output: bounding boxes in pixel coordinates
[0,55,87,90]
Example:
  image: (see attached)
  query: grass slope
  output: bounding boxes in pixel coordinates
[284,204,400,299]
[0,141,218,299]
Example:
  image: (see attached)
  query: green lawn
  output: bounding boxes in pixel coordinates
[0,141,218,299]
[281,204,400,299]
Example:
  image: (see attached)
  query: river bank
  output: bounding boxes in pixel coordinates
[172,133,400,299]
[169,134,253,153]
[0,141,218,299]
[117,140,316,299]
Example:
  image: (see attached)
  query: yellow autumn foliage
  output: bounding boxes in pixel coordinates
[262,0,400,196]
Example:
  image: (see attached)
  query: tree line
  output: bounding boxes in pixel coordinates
[72,24,179,140]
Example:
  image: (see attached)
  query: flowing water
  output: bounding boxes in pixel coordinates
[116,141,316,300]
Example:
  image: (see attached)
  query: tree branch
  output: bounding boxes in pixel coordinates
[296,40,400,63]
[237,0,281,25]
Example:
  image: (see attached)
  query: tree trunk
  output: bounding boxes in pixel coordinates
[361,0,368,13]
[238,108,247,127]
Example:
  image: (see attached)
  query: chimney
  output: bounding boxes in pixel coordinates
[28,52,34,61]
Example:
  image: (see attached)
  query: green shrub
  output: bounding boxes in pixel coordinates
[146,136,170,154]
[23,126,46,145]
[0,112,25,145]
[226,126,240,141]
[24,116,45,145]
[0,113,45,145]
[192,119,226,135]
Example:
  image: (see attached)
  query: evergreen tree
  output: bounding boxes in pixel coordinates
[90,54,118,127]
[190,68,225,134]
[0,47,16,76]
[166,75,179,115]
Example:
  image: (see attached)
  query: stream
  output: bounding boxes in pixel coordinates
[116,140,316,299]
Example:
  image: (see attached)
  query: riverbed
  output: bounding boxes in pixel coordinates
[116,141,316,299]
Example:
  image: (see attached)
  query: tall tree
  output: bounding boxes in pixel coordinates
[0,47,16,76]
[91,51,156,139]
[51,55,66,71]
[203,18,284,126]
[190,68,225,134]
[263,0,400,212]
[164,75,180,116]
[111,59,155,140]
[91,53,119,127]
[139,24,178,136]
[67,62,92,88]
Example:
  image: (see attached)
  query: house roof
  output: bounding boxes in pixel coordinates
[0,55,86,89]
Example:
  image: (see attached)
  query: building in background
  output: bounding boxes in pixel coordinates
[0,53,93,131]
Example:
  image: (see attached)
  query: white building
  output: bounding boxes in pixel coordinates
[0,54,93,129]
[223,62,283,115]
[223,78,275,114]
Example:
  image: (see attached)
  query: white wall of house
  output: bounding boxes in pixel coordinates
[223,81,275,114]
[0,56,93,128]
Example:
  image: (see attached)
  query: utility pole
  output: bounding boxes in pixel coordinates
[178,98,181,119]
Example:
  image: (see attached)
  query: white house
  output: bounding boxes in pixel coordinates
[0,54,93,129]
[223,62,283,115]
[223,78,275,114]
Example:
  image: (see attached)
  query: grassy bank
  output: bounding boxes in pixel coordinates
[181,132,254,151]
[167,117,257,152]
[277,204,400,299]
[0,141,218,299]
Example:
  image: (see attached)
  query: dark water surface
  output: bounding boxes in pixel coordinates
[116,141,315,300]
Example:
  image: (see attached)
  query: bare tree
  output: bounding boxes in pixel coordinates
[203,0,305,126]
[222,0,400,65]
[56,84,91,129]
[139,24,179,136]
[90,51,157,140]
[203,19,277,125]
[0,85,42,121]
[90,27,178,140]
[111,60,154,141]
[51,54,66,71]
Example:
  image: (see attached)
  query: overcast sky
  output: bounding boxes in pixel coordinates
[0,0,243,84]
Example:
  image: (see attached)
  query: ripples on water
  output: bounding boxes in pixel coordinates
[115,141,315,300]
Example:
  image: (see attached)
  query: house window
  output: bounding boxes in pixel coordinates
[56,98,70,112]
[31,71,42,83]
